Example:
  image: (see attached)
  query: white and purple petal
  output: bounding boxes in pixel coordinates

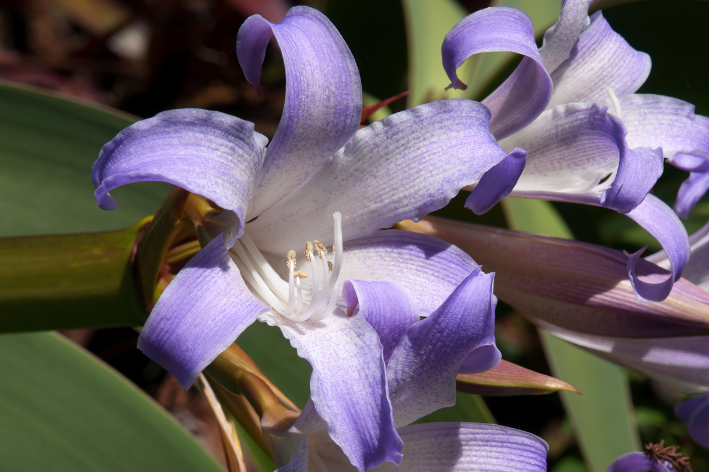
[386,268,498,427]
[342,280,419,364]
[442,7,552,138]
[246,99,508,255]
[539,0,594,74]
[466,148,527,215]
[625,195,690,302]
[138,236,270,389]
[547,12,650,109]
[262,310,403,472]
[237,6,362,217]
[338,230,478,318]
[92,109,267,242]
[675,395,709,448]
[505,102,662,211]
[373,423,548,472]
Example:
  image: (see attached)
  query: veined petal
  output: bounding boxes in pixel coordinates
[399,216,709,337]
[539,0,594,74]
[505,102,661,210]
[465,147,527,215]
[541,320,709,394]
[600,145,663,214]
[372,423,548,472]
[237,6,362,217]
[442,7,552,138]
[626,195,690,301]
[606,452,673,472]
[342,280,419,364]
[647,220,709,292]
[547,12,650,109]
[676,168,709,219]
[92,109,267,242]
[386,268,498,427]
[599,94,709,160]
[261,310,403,472]
[339,230,478,318]
[675,396,709,448]
[138,236,270,389]
[247,99,508,255]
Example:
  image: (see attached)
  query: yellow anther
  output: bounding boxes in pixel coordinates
[286,250,297,269]
[327,261,333,272]
[294,271,308,278]
[305,241,313,262]
[315,240,327,257]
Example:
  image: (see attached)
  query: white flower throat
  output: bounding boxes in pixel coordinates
[230,212,343,322]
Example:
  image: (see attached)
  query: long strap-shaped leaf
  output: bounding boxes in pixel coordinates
[0,331,225,471]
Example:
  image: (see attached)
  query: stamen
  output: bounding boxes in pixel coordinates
[284,250,297,316]
[294,271,307,278]
[327,261,333,272]
[305,241,313,262]
[605,86,622,119]
[231,241,285,311]
[239,231,288,299]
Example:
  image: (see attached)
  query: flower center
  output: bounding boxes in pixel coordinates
[230,212,343,322]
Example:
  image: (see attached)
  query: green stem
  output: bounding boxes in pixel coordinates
[0,223,146,332]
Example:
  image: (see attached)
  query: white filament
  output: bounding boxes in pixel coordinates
[605,86,623,119]
[231,212,343,323]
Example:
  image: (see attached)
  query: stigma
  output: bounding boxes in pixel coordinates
[229,212,343,323]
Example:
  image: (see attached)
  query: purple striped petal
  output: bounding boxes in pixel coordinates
[237,6,362,217]
[246,99,508,255]
[342,280,419,364]
[539,0,594,73]
[506,102,660,210]
[466,147,527,215]
[138,236,270,389]
[442,7,552,138]
[374,423,548,472]
[262,310,403,472]
[547,12,650,109]
[600,94,709,159]
[600,145,663,214]
[338,230,478,318]
[606,452,673,472]
[626,195,690,302]
[541,321,709,394]
[676,396,709,448]
[92,109,267,243]
[387,268,498,427]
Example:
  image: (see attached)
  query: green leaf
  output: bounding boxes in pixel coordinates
[0,331,224,472]
[0,81,171,237]
[502,198,641,472]
[401,0,475,107]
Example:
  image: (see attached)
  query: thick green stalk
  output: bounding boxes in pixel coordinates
[0,223,146,332]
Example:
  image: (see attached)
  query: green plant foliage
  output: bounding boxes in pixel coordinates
[0,331,224,472]
[502,198,641,472]
[401,0,476,107]
[0,81,171,237]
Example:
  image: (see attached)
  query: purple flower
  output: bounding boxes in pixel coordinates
[442,0,709,301]
[271,267,547,471]
[92,6,513,471]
